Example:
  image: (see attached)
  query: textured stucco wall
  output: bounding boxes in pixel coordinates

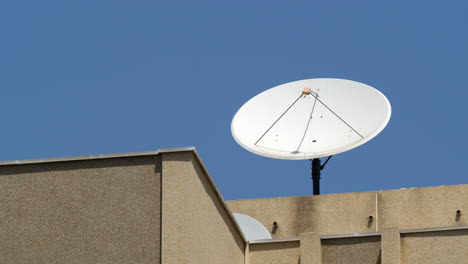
[161,152,244,264]
[300,232,322,264]
[227,192,377,237]
[0,156,161,264]
[227,185,468,238]
[378,185,468,230]
[381,227,401,264]
[401,230,468,264]
[249,241,300,264]
[321,236,381,264]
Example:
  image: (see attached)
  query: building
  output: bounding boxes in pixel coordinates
[0,147,467,263]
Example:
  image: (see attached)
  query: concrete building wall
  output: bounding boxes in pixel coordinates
[249,241,300,264]
[321,236,381,264]
[0,156,161,264]
[248,229,468,264]
[227,185,468,238]
[248,236,381,264]
[1,149,467,264]
[378,185,468,230]
[401,229,468,264]
[161,151,245,264]
[227,192,377,238]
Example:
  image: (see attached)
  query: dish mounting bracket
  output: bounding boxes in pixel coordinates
[310,155,332,195]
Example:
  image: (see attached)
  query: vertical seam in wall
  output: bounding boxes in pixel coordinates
[159,155,163,264]
[375,192,379,232]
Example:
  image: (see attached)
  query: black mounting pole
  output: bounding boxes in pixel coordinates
[311,158,321,195]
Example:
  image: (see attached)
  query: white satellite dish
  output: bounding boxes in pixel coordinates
[233,213,272,241]
[231,78,391,194]
[232,78,391,160]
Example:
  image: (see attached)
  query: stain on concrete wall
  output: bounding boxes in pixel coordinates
[228,185,468,238]
[227,192,377,237]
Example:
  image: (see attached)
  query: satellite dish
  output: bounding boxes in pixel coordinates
[231,78,391,194]
[233,213,272,241]
[232,78,391,160]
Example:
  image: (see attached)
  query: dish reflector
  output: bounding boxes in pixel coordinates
[233,213,271,241]
[231,78,391,160]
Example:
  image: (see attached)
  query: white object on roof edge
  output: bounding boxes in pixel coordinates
[233,213,272,241]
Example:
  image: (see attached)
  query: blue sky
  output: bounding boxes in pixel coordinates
[1,1,467,200]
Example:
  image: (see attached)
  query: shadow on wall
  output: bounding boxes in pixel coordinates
[249,241,300,264]
[250,241,299,252]
[402,229,468,238]
[321,236,381,264]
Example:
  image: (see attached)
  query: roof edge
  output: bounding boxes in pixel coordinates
[0,147,195,166]
[226,183,468,202]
